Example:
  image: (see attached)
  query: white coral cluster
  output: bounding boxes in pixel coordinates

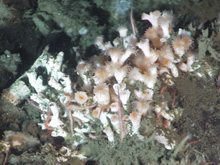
[3,10,198,159]
[75,10,196,148]
[2,47,71,137]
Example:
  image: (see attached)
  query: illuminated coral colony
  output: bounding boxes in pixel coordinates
[3,11,200,162]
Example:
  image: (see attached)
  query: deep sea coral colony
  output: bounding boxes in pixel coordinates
[3,11,197,161]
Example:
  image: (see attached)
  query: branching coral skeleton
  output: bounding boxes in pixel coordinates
[117,86,127,139]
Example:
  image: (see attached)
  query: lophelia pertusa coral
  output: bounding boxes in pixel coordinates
[3,10,199,161]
